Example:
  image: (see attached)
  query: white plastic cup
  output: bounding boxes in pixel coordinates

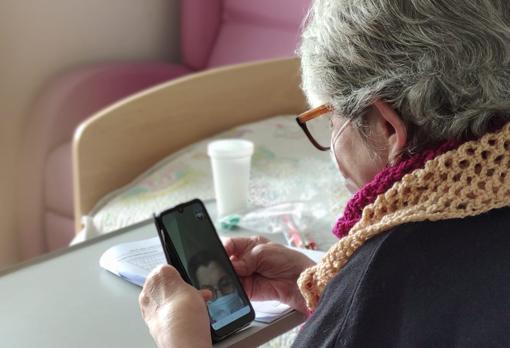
[207,139,254,217]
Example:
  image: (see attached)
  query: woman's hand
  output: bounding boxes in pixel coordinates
[139,264,213,348]
[223,236,315,314]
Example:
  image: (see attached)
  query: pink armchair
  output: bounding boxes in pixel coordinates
[19,0,310,258]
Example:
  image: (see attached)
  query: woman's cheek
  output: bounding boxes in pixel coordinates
[331,150,359,193]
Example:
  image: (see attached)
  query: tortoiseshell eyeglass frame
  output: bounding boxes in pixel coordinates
[295,104,352,151]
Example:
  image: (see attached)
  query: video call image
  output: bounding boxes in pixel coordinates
[161,204,250,329]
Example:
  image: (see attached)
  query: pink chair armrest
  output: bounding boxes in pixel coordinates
[19,62,192,257]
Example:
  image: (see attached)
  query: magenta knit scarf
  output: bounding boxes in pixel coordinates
[332,140,460,238]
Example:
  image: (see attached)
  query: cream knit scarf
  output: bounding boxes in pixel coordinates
[298,122,510,310]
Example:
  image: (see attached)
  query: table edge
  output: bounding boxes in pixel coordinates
[0,218,153,277]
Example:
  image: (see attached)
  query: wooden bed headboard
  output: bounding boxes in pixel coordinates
[72,57,307,232]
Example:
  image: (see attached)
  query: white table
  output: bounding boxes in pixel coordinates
[0,219,305,348]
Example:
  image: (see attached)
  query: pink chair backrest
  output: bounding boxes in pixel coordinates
[181,0,311,70]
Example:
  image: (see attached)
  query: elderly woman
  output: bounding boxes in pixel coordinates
[138,0,510,346]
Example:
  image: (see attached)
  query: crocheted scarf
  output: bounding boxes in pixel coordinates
[333,140,460,238]
[299,122,510,310]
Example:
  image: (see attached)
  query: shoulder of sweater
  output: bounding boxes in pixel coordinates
[329,205,510,290]
[310,206,510,347]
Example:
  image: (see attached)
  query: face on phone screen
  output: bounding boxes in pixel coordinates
[159,202,252,332]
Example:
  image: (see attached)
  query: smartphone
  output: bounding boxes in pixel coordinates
[153,199,255,342]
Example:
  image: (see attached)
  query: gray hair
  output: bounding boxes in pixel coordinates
[299,0,510,153]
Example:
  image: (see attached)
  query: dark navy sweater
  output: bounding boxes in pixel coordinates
[293,206,510,347]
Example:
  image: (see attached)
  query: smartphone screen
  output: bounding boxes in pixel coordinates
[155,199,254,341]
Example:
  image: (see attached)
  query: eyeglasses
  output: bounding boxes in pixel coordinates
[295,104,352,151]
[200,275,235,301]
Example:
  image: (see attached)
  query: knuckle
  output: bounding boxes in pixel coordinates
[160,264,174,275]
[147,264,166,279]
[157,264,178,278]
[138,291,150,307]
[251,235,270,245]
[252,243,267,257]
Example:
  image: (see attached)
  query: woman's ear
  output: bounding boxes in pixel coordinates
[371,100,407,163]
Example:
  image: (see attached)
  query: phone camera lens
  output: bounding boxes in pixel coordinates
[195,212,204,220]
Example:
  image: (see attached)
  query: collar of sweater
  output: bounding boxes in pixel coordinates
[299,122,510,311]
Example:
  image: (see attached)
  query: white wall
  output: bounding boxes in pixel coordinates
[0,0,180,269]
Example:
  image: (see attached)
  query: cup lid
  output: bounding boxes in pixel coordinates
[207,139,254,159]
